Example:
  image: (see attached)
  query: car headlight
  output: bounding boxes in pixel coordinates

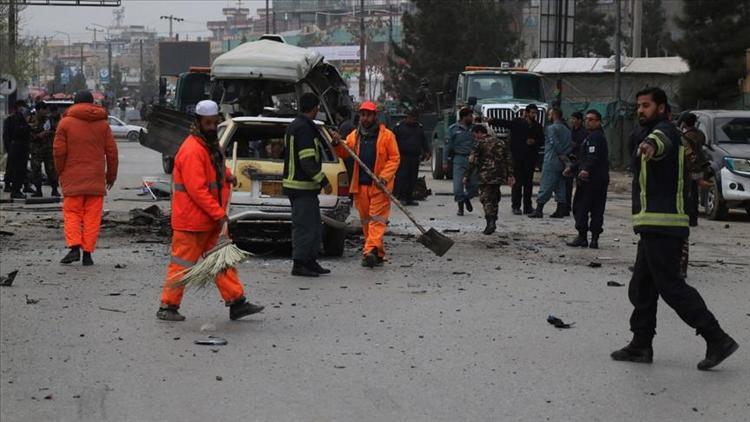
[724,157,750,176]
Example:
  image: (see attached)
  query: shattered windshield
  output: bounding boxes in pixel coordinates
[466,74,544,102]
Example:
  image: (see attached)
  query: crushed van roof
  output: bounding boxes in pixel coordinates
[211,39,324,80]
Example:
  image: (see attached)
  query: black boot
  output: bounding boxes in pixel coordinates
[589,233,599,249]
[512,208,522,215]
[23,184,35,194]
[82,252,94,266]
[549,203,565,218]
[32,184,43,197]
[156,305,186,321]
[51,187,61,197]
[229,296,265,320]
[60,246,81,264]
[566,233,588,247]
[307,260,331,274]
[292,260,318,277]
[362,249,379,268]
[697,331,739,371]
[483,216,497,235]
[10,190,26,199]
[464,198,473,212]
[457,201,464,216]
[528,203,544,218]
[611,337,654,364]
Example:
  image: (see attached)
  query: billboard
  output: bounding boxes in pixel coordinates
[158,42,211,77]
[310,46,362,62]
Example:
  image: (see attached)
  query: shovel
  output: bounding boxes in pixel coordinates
[336,140,454,257]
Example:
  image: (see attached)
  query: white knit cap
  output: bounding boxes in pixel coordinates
[195,100,219,117]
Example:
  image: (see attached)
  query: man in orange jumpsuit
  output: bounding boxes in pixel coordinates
[54,90,118,266]
[156,100,264,322]
[334,101,400,268]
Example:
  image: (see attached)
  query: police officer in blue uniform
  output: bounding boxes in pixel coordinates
[611,87,738,370]
[443,107,478,216]
[565,109,609,249]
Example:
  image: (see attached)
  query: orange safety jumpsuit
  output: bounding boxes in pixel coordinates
[336,124,400,258]
[159,132,245,307]
[53,103,118,253]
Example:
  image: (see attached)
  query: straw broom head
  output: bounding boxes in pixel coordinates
[170,243,251,290]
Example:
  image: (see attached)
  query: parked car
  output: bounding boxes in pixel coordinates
[219,116,351,256]
[108,115,147,142]
[692,110,750,219]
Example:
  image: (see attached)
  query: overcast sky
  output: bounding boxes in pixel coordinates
[20,0,267,42]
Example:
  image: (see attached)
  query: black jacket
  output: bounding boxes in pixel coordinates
[282,115,330,194]
[393,121,429,156]
[5,112,31,147]
[573,128,609,184]
[494,117,543,161]
[632,119,689,238]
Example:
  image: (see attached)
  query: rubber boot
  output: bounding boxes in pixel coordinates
[229,296,265,320]
[82,252,94,266]
[611,337,654,363]
[566,232,588,247]
[156,305,186,321]
[697,331,739,371]
[457,201,464,216]
[483,216,497,235]
[528,203,544,218]
[292,260,318,277]
[60,246,81,264]
[363,249,378,268]
[589,233,599,249]
[464,198,473,213]
[32,184,43,197]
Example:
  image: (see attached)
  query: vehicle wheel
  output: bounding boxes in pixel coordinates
[162,155,174,174]
[705,182,728,220]
[431,146,444,179]
[127,131,139,142]
[323,226,346,257]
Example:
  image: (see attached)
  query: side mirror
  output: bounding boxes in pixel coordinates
[467,96,477,107]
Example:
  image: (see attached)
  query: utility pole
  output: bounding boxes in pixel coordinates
[359,0,366,99]
[265,0,270,33]
[7,0,17,115]
[80,44,84,74]
[632,0,642,58]
[160,15,184,40]
[139,39,143,90]
[614,0,624,165]
[85,26,103,50]
[108,41,112,94]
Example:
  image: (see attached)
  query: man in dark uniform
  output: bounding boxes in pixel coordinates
[493,104,544,215]
[29,101,60,197]
[680,112,709,227]
[6,100,33,199]
[611,87,738,370]
[394,110,430,206]
[283,93,333,278]
[443,107,478,216]
[565,111,587,210]
[565,109,609,249]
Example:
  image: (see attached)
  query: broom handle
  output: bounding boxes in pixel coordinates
[219,142,239,237]
[337,138,428,235]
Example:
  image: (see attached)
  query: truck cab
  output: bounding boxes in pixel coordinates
[431,66,549,179]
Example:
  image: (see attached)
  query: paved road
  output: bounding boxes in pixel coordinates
[2,142,749,421]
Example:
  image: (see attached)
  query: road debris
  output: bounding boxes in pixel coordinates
[25,295,40,304]
[98,306,126,313]
[547,315,574,329]
[1,270,19,286]
[607,281,625,287]
[194,336,228,346]
[588,262,602,268]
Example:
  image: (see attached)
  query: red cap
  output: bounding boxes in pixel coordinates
[359,101,378,112]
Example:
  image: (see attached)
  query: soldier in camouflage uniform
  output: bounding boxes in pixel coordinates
[29,102,60,197]
[465,125,515,235]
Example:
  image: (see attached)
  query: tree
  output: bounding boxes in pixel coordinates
[1,3,41,87]
[641,0,672,57]
[673,0,750,107]
[140,63,158,101]
[388,0,519,104]
[110,63,124,97]
[573,0,614,57]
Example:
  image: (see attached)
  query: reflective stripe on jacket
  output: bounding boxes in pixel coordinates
[171,134,231,232]
[283,115,328,192]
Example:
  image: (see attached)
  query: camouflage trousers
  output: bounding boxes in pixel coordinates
[479,184,502,218]
[30,140,58,188]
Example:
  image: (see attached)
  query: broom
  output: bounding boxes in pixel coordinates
[170,142,251,290]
